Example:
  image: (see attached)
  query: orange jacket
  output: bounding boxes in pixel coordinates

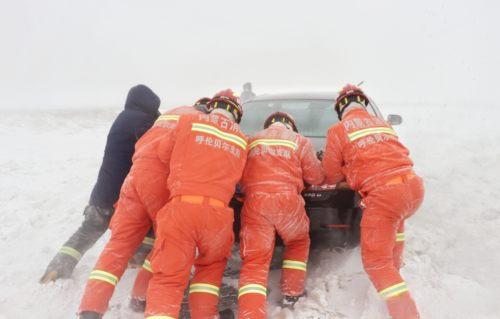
[132,106,200,171]
[322,107,413,192]
[166,113,248,204]
[241,123,324,194]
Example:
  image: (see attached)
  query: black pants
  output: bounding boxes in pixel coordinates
[42,205,153,280]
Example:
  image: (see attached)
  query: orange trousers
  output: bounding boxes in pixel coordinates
[131,256,154,301]
[360,174,424,319]
[145,197,234,319]
[78,168,169,314]
[238,193,310,319]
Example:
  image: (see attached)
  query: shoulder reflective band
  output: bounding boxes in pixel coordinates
[146,316,176,319]
[282,259,307,271]
[249,139,298,150]
[348,127,397,142]
[89,270,119,286]
[142,259,152,273]
[142,237,155,246]
[238,283,267,298]
[396,232,405,242]
[192,123,247,150]
[154,114,180,124]
[59,246,82,261]
[189,283,220,297]
[379,282,409,299]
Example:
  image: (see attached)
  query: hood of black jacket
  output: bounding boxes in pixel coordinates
[124,84,161,116]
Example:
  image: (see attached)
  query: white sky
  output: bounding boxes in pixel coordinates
[1,0,499,109]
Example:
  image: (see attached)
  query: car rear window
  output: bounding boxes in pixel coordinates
[240,99,338,137]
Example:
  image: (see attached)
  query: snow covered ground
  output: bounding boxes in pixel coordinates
[0,104,499,318]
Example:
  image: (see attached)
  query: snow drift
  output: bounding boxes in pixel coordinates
[0,104,499,318]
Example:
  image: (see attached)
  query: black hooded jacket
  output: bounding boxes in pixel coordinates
[89,85,160,208]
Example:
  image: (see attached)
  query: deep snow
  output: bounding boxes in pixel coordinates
[0,104,499,318]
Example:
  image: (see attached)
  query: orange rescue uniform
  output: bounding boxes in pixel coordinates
[238,123,324,319]
[145,112,248,319]
[78,106,199,315]
[322,107,424,319]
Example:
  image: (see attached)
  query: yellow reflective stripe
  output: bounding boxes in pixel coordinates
[59,246,82,261]
[238,284,267,298]
[379,282,409,299]
[282,259,307,271]
[191,123,247,150]
[249,139,297,150]
[142,259,152,273]
[146,316,176,319]
[142,237,155,246]
[154,115,180,124]
[348,126,397,141]
[396,232,405,242]
[88,270,119,286]
[189,283,220,296]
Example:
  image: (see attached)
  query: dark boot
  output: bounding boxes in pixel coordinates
[280,293,306,310]
[79,311,102,319]
[39,253,79,283]
[129,297,146,313]
[40,205,112,283]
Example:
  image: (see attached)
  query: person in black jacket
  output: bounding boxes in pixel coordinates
[40,84,161,283]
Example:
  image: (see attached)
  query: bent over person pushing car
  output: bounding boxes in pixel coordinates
[322,84,424,319]
[77,104,204,319]
[238,112,324,319]
[145,90,248,319]
[40,84,161,283]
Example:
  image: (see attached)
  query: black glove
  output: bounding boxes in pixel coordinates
[316,150,324,161]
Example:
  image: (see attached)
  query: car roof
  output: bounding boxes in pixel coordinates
[249,92,339,102]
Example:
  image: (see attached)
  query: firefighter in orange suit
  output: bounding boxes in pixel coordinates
[129,97,212,310]
[78,103,205,319]
[322,84,424,319]
[145,90,247,319]
[237,112,324,318]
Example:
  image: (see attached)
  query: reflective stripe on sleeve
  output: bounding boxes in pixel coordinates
[59,246,82,261]
[142,237,155,246]
[189,283,220,297]
[396,232,405,242]
[142,259,152,273]
[282,259,307,271]
[238,284,267,298]
[379,282,409,299]
[348,127,397,141]
[154,114,180,124]
[249,139,298,150]
[88,270,119,286]
[191,123,247,150]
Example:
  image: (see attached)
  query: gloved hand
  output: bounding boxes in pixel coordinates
[316,150,324,161]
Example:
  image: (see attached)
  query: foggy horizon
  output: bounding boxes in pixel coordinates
[1,0,498,110]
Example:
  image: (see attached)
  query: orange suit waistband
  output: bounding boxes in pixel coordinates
[172,195,226,208]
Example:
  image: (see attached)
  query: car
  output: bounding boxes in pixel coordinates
[230,92,403,248]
